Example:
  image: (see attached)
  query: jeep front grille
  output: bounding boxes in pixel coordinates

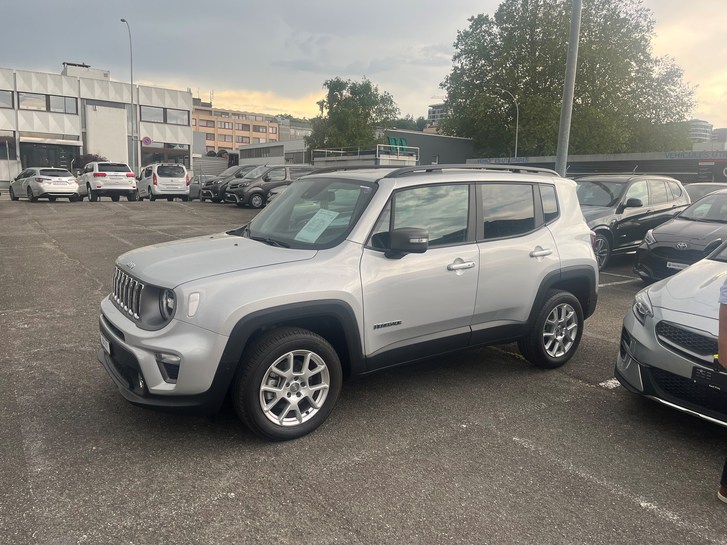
[112,267,144,320]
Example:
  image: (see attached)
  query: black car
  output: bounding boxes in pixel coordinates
[224,164,317,208]
[634,188,727,282]
[684,182,727,203]
[199,164,260,203]
[575,175,690,269]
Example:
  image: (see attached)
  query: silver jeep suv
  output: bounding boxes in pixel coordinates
[98,165,598,440]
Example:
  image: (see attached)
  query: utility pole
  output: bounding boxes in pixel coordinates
[555,0,582,177]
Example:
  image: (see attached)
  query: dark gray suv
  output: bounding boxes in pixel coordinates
[224,164,317,208]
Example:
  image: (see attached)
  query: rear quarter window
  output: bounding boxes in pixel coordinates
[541,184,559,223]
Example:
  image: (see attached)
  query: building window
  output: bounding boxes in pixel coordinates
[140,105,164,123]
[0,90,13,109]
[235,123,244,131]
[219,135,233,142]
[18,92,47,111]
[232,113,243,119]
[253,137,267,144]
[166,108,189,125]
[269,127,278,134]
[235,136,244,143]
[49,95,77,114]
[0,130,16,159]
[192,119,197,126]
[218,121,232,129]
[253,125,267,133]
[205,133,215,141]
[199,120,214,128]
[241,136,250,144]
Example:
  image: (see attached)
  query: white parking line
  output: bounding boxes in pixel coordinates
[599,278,640,287]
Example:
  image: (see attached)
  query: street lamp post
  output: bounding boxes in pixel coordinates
[496,88,519,160]
[120,18,136,174]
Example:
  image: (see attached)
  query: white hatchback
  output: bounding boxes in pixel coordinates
[137,163,190,201]
[9,167,80,202]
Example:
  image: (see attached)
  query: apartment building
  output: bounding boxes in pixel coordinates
[192,98,278,154]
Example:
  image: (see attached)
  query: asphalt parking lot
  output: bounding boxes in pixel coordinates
[1,194,727,545]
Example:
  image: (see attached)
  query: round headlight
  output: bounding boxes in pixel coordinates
[159,289,176,321]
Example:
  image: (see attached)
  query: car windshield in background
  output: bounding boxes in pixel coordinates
[241,165,270,179]
[244,177,377,249]
[218,165,241,177]
[157,165,186,177]
[40,169,73,177]
[576,180,626,207]
[98,163,131,173]
[680,192,727,223]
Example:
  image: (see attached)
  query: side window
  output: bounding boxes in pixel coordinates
[481,183,535,239]
[624,180,649,205]
[368,185,469,249]
[144,167,152,177]
[266,168,286,182]
[541,184,559,223]
[648,180,669,205]
[667,180,683,200]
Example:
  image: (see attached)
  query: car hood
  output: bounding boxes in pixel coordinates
[648,258,727,316]
[580,205,613,226]
[115,232,316,287]
[653,218,727,247]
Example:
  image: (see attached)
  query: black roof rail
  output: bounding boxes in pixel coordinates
[309,165,397,175]
[383,164,559,178]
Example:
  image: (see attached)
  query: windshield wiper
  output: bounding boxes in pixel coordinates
[226,224,251,237]
[251,236,290,248]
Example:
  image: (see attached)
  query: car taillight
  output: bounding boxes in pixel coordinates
[126,172,135,177]
[186,174,190,186]
[35,177,45,182]
[93,172,107,177]
[153,173,158,185]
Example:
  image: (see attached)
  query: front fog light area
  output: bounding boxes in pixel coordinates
[156,352,180,383]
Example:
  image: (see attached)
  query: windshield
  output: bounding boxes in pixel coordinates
[680,191,727,222]
[218,165,242,177]
[40,169,73,177]
[98,163,132,173]
[157,165,186,177]
[576,180,627,207]
[242,165,271,179]
[239,177,377,249]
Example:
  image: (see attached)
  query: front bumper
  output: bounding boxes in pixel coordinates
[634,245,701,282]
[97,297,236,414]
[616,308,727,427]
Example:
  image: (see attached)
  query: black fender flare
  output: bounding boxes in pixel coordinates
[526,266,598,325]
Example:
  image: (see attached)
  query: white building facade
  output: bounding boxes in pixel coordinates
[0,64,192,188]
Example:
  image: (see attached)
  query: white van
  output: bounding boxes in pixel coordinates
[137,163,190,201]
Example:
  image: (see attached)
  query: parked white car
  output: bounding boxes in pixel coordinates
[137,163,190,201]
[9,167,80,202]
[78,162,137,202]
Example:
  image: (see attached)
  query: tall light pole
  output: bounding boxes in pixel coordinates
[496,88,519,160]
[120,18,136,174]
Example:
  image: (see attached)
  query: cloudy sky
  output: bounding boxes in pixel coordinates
[2,0,725,127]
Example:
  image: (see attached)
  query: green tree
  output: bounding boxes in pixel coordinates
[305,77,400,150]
[73,153,107,172]
[440,0,694,157]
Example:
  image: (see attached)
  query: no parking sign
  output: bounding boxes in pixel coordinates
[142,136,152,146]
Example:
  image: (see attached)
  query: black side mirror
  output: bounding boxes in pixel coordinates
[624,198,643,208]
[385,227,429,259]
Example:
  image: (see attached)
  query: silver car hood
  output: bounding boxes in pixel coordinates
[649,258,727,316]
[116,233,316,287]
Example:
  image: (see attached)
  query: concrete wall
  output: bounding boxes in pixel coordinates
[85,104,128,162]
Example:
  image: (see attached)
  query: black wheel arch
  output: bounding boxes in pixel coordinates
[216,300,364,392]
[526,266,598,326]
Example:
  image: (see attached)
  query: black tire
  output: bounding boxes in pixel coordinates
[199,196,206,202]
[149,189,156,202]
[517,289,584,369]
[48,196,57,202]
[88,185,98,202]
[594,233,611,270]
[167,196,174,202]
[111,195,120,202]
[249,193,265,209]
[127,192,138,201]
[69,195,79,202]
[235,201,245,208]
[211,197,222,203]
[9,187,18,201]
[232,327,343,441]
[181,195,189,202]
[27,187,37,202]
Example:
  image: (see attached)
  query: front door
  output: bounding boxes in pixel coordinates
[360,183,478,368]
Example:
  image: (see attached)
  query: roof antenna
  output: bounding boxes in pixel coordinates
[632,165,638,173]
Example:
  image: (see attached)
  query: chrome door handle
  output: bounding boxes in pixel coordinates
[447,261,475,271]
[529,248,553,258]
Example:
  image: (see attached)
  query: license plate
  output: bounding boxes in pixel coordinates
[100,334,111,355]
[666,261,688,271]
[692,367,727,391]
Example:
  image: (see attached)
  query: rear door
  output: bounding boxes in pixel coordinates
[99,163,133,189]
[471,182,561,339]
[613,180,651,249]
[156,165,187,191]
[360,183,478,368]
